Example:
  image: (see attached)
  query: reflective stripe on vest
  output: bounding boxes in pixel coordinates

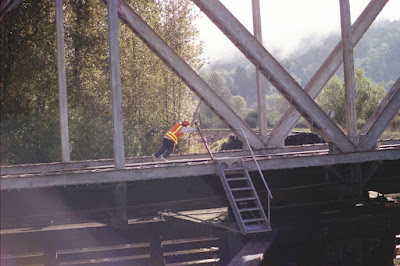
[165,123,184,144]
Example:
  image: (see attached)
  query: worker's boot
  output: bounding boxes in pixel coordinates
[151,154,156,162]
[160,156,168,162]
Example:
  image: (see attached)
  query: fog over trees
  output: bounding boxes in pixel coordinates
[201,19,399,131]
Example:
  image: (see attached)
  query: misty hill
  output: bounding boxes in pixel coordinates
[204,19,400,107]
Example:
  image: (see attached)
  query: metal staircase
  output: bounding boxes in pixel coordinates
[216,129,272,235]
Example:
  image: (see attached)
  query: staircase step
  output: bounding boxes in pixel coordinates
[239,207,261,212]
[226,177,248,182]
[223,167,245,172]
[230,187,252,192]
[245,224,271,232]
[216,159,271,235]
[243,218,265,223]
[235,197,257,202]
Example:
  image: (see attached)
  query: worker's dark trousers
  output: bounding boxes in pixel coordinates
[154,138,175,158]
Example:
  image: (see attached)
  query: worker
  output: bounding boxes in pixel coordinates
[152,120,197,162]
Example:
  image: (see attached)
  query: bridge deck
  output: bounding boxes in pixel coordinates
[2,140,400,191]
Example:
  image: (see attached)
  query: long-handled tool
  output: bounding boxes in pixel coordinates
[194,121,214,161]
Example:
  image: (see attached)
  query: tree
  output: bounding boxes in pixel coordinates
[1,0,205,164]
[317,69,385,129]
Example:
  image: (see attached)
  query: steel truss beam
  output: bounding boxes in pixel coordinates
[340,0,358,142]
[358,77,400,151]
[111,0,266,149]
[266,0,388,148]
[193,0,356,153]
[0,0,22,24]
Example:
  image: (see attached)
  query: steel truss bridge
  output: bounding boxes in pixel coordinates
[1,0,400,265]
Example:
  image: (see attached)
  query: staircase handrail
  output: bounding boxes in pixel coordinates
[237,128,273,199]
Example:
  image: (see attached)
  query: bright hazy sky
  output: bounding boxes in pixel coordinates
[195,0,400,61]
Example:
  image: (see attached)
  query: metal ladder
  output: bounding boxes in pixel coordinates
[216,129,272,234]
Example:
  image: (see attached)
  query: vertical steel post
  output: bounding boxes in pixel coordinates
[107,0,125,169]
[252,0,268,138]
[340,0,358,144]
[114,182,128,226]
[55,0,70,162]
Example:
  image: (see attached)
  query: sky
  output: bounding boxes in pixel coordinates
[194,0,400,61]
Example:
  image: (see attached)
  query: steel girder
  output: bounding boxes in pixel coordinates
[265,0,389,148]
[112,0,266,149]
[340,0,358,142]
[193,0,357,153]
[0,0,22,24]
[358,77,400,150]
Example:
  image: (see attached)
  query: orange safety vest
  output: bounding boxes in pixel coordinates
[165,123,184,144]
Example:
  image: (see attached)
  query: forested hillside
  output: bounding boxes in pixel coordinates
[206,19,399,103]
[200,19,400,131]
[1,0,203,164]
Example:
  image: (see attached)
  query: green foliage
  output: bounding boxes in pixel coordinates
[198,72,248,129]
[1,1,58,118]
[1,114,61,165]
[244,109,258,128]
[68,110,113,161]
[317,69,385,129]
[1,0,204,165]
[266,94,290,127]
[230,95,247,117]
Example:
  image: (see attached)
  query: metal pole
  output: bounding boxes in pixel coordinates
[107,0,125,169]
[55,0,70,162]
[252,0,268,138]
[340,0,358,144]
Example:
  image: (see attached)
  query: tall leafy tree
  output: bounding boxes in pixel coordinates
[1,1,57,118]
[317,69,385,129]
[1,0,205,164]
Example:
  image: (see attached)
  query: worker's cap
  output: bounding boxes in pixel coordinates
[182,121,189,127]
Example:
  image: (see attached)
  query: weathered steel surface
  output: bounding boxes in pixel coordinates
[252,0,268,138]
[107,0,125,169]
[340,0,358,143]
[2,147,399,190]
[358,77,400,151]
[55,0,71,162]
[193,0,356,153]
